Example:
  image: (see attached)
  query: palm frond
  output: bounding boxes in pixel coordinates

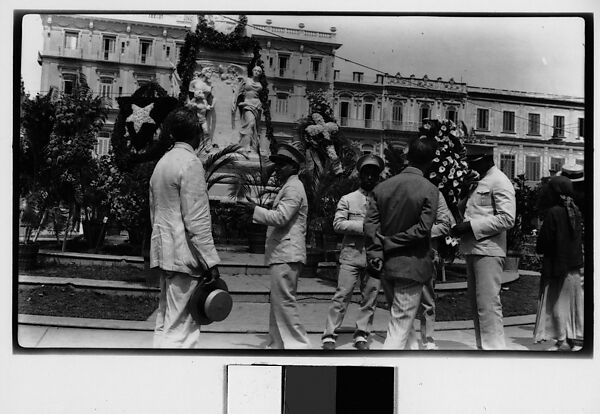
[203,144,247,190]
[204,144,246,171]
[226,161,278,206]
[227,165,255,200]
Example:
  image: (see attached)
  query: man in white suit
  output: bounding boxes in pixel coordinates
[451,144,516,350]
[321,154,385,351]
[239,142,311,349]
[149,107,221,348]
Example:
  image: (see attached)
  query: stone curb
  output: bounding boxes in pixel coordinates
[19,273,468,295]
[36,250,338,276]
[18,313,536,334]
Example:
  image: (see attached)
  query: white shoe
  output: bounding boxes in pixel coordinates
[422,342,439,350]
[322,340,336,351]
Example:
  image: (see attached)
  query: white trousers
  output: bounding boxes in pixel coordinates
[382,278,423,350]
[153,270,201,348]
[268,262,311,349]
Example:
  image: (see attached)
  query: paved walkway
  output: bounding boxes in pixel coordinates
[18,247,550,352]
[17,318,550,351]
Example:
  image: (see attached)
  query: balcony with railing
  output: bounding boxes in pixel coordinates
[334,73,468,94]
[383,120,421,131]
[99,50,119,62]
[57,46,84,59]
[46,42,163,67]
[137,53,157,66]
[269,68,331,83]
[338,118,421,131]
[339,118,383,130]
[46,46,84,59]
[252,24,337,42]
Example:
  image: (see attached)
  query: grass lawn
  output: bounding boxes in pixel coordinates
[24,264,159,286]
[435,275,540,321]
[19,262,541,321]
[19,285,158,321]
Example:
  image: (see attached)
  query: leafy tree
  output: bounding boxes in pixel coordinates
[20,89,56,198]
[45,73,106,213]
[20,73,107,248]
[382,143,407,179]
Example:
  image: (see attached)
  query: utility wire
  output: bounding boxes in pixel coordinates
[220,14,585,138]
[27,15,585,138]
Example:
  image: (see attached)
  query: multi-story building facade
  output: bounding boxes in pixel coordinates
[333,73,468,155]
[247,20,341,142]
[331,71,584,183]
[465,86,584,182]
[35,14,585,184]
[38,14,192,155]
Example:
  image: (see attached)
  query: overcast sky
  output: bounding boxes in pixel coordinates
[21,13,586,97]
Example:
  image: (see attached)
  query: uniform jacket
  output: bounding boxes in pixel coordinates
[459,166,516,257]
[365,166,439,283]
[149,142,220,275]
[253,174,308,265]
[431,191,454,250]
[333,188,369,267]
[432,191,454,239]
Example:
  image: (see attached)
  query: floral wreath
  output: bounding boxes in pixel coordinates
[298,91,345,175]
[420,118,472,213]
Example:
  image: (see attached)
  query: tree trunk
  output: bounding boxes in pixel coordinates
[32,208,48,243]
[61,205,74,252]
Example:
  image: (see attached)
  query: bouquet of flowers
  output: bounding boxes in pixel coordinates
[298,90,346,175]
[303,112,342,174]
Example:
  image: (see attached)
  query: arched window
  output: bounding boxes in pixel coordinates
[62,73,78,95]
[420,104,431,123]
[364,97,375,128]
[99,77,113,105]
[361,144,374,154]
[275,92,288,114]
[392,102,403,124]
[338,94,352,126]
[95,131,112,157]
[446,106,457,123]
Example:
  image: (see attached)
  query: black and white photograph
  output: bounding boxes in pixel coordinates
[16,11,591,352]
[6,3,599,413]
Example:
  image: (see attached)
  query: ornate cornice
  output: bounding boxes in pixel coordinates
[57,64,81,74]
[132,70,156,80]
[95,68,120,78]
[42,14,190,40]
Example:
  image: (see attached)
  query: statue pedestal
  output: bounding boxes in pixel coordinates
[192,49,261,151]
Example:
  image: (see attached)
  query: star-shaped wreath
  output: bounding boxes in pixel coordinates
[126,103,155,133]
[115,95,179,163]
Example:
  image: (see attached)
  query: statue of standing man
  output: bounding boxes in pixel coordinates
[232,65,264,153]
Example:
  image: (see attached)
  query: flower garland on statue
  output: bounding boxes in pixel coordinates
[304,113,342,174]
[176,15,259,105]
[175,14,276,153]
[298,90,346,175]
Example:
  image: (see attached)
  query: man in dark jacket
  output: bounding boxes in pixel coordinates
[365,137,439,349]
